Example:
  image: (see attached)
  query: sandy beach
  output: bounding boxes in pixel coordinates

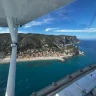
[0,56,65,64]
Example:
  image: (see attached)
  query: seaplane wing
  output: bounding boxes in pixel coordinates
[0,0,74,27]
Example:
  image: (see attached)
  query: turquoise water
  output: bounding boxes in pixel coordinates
[0,40,96,96]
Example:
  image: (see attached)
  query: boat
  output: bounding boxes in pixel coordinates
[0,0,96,96]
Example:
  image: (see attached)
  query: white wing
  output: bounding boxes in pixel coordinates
[0,0,75,27]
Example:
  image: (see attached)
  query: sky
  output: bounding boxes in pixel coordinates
[0,0,96,40]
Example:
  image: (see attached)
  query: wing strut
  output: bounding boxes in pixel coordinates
[5,17,18,96]
[1,1,19,96]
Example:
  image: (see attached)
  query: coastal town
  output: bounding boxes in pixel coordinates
[0,43,84,64]
[17,44,82,58]
[0,33,84,63]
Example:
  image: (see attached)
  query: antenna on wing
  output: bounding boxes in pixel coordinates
[88,10,96,28]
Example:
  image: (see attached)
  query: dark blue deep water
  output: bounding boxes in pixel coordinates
[0,40,96,96]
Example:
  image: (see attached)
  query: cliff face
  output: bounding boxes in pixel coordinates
[0,33,80,56]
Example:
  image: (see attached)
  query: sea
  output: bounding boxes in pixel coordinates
[0,40,96,96]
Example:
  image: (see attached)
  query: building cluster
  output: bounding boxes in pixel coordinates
[3,44,81,59]
[17,45,79,59]
[18,49,66,59]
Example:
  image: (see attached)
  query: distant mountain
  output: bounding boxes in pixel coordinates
[0,33,79,56]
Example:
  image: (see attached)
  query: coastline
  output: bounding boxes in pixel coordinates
[0,51,84,64]
[0,56,64,64]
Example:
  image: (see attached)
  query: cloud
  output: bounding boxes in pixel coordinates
[45,28,58,32]
[24,17,54,28]
[54,6,73,21]
[0,28,9,33]
[45,27,96,33]
[55,28,96,32]
[0,28,28,33]
[0,27,3,30]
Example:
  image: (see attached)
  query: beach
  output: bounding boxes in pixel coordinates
[0,56,65,64]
